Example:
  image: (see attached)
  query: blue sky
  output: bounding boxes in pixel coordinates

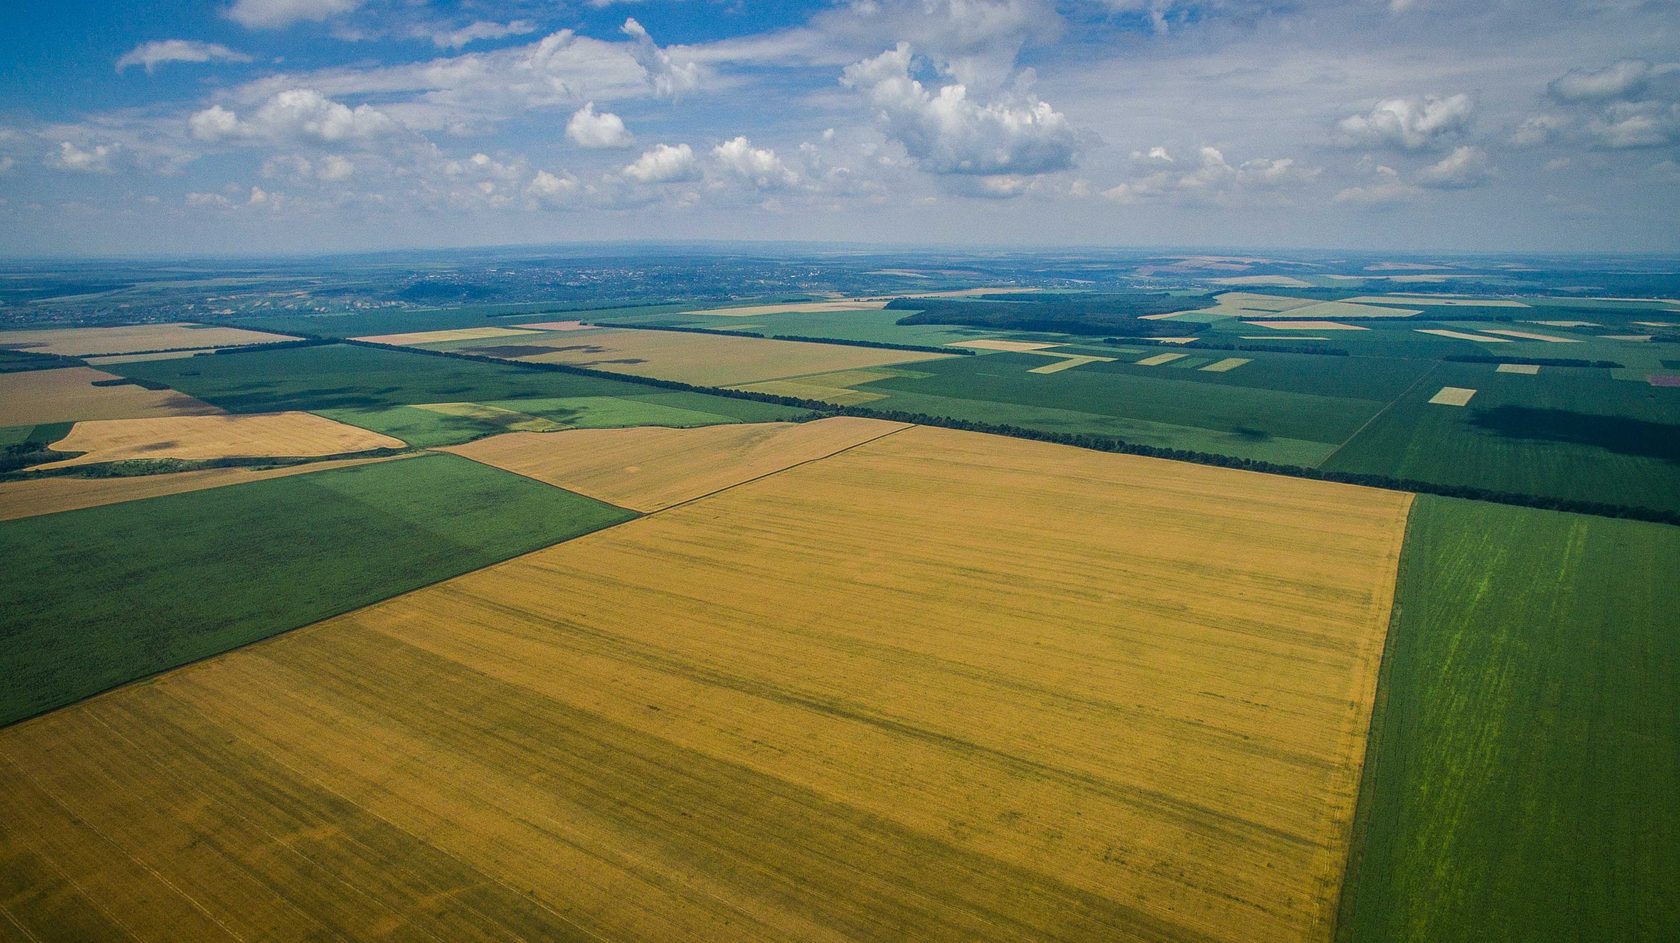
[0,0,1676,256]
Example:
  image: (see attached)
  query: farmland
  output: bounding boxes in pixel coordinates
[0,453,633,726]
[0,322,297,356]
[1337,498,1680,942]
[0,424,1411,943]
[33,412,404,469]
[0,366,221,426]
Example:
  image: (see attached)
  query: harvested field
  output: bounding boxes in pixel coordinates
[1201,358,1252,373]
[84,349,229,365]
[1210,275,1312,287]
[0,367,221,426]
[731,369,898,405]
[0,426,1412,943]
[1248,321,1369,331]
[0,322,295,357]
[0,455,408,522]
[444,417,906,511]
[1342,296,1529,308]
[355,326,543,346]
[33,412,406,470]
[1257,301,1422,319]
[1135,352,1188,366]
[948,338,1062,352]
[1026,354,1114,374]
[512,320,596,331]
[1242,335,1332,340]
[685,300,890,317]
[1478,328,1579,343]
[461,327,951,387]
[1599,334,1652,342]
[1648,374,1680,387]
[1495,364,1541,375]
[1526,320,1599,328]
[1416,329,1509,343]
[1427,387,1478,406]
[1150,336,1204,344]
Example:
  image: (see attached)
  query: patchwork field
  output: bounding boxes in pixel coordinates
[32,411,405,469]
[0,425,1411,943]
[444,417,907,511]
[442,326,952,387]
[0,453,633,725]
[0,366,221,426]
[0,455,404,522]
[108,343,807,445]
[0,322,296,356]
[1338,498,1680,943]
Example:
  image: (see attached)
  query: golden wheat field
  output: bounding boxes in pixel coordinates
[455,326,951,387]
[0,455,408,522]
[444,417,907,511]
[0,425,1411,943]
[32,412,406,470]
[0,322,296,357]
[0,367,221,426]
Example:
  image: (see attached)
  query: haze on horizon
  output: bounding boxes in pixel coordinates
[0,0,1676,257]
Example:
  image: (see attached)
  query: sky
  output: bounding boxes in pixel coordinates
[0,0,1676,256]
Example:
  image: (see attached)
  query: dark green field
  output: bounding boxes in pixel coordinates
[0,453,635,726]
[109,343,806,445]
[1338,496,1680,942]
[1325,362,1680,513]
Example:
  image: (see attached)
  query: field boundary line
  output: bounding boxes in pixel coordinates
[1328,494,1420,942]
[1316,361,1440,469]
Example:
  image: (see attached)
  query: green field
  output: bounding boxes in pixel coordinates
[1325,361,1680,513]
[108,343,807,444]
[0,453,635,726]
[232,303,690,339]
[1338,497,1680,942]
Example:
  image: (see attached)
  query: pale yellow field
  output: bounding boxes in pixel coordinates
[1342,295,1529,308]
[33,412,406,470]
[0,322,296,356]
[0,455,409,522]
[513,319,597,331]
[83,349,229,366]
[1428,387,1478,406]
[685,300,890,317]
[355,326,543,345]
[1248,320,1369,331]
[947,338,1061,352]
[0,367,221,426]
[1478,328,1579,343]
[1201,357,1252,373]
[0,425,1411,943]
[1026,354,1114,374]
[445,417,906,511]
[1167,292,1318,320]
[1242,335,1331,340]
[1149,336,1203,344]
[457,327,951,387]
[1254,301,1422,319]
[1416,328,1510,343]
[1527,320,1599,328]
[1599,334,1653,342]
[1136,352,1188,366]
[1210,275,1312,288]
[1496,364,1541,375]
[730,369,895,405]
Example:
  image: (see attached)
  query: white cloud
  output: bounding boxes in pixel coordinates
[1103,145,1317,204]
[841,43,1078,176]
[1335,93,1473,150]
[566,103,634,149]
[1548,59,1652,104]
[1335,165,1420,206]
[262,152,354,182]
[621,18,699,97]
[116,40,251,74]
[712,137,798,189]
[186,191,234,208]
[1416,145,1492,188]
[621,143,700,183]
[427,20,538,50]
[46,141,116,173]
[191,89,400,145]
[226,0,361,30]
[527,169,580,206]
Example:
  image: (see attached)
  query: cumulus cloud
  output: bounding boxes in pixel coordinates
[1548,59,1652,104]
[712,137,798,189]
[1336,93,1473,150]
[527,169,580,206]
[46,141,116,173]
[261,152,354,182]
[1415,145,1493,188]
[116,40,251,74]
[621,18,699,97]
[566,103,634,149]
[1103,145,1318,204]
[621,143,700,183]
[1335,164,1419,206]
[190,89,400,145]
[226,0,361,30]
[842,44,1078,176]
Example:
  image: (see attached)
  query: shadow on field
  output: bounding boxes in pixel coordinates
[1469,406,1680,463]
